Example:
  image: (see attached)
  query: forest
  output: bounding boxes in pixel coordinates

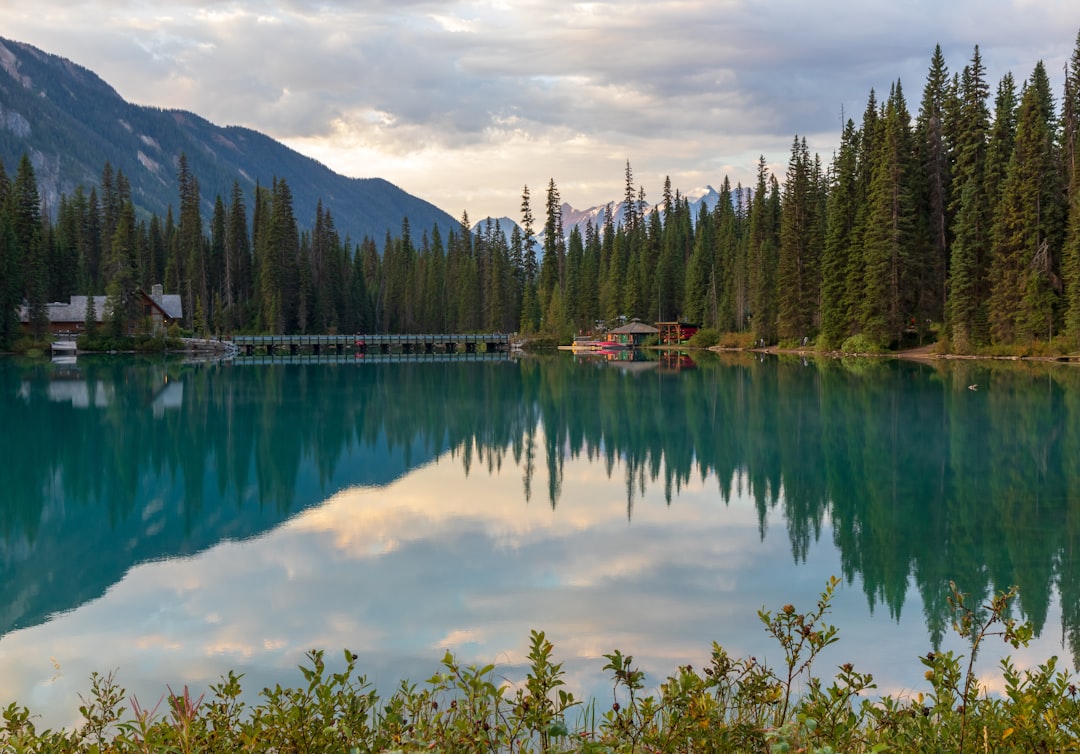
[3,33,1080,353]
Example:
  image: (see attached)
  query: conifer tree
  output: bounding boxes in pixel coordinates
[598,203,621,325]
[684,202,715,326]
[177,153,204,327]
[83,287,97,336]
[989,62,1064,343]
[821,119,861,347]
[777,136,822,342]
[915,44,952,325]
[861,82,917,348]
[538,179,564,319]
[947,49,993,350]
[12,155,48,338]
[104,199,138,336]
[747,157,780,343]
[0,160,20,348]
[519,185,540,333]
[1065,155,1080,340]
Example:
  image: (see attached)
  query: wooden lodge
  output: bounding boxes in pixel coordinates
[19,284,183,337]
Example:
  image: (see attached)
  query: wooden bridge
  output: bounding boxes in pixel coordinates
[229,352,512,366]
[229,333,515,356]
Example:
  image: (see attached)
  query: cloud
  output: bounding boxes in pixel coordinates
[4,0,1080,219]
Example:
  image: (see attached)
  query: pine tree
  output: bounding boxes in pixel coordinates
[777,136,822,342]
[177,153,204,328]
[12,155,48,338]
[947,49,993,350]
[0,160,20,348]
[861,82,917,348]
[104,200,139,336]
[989,62,1064,344]
[538,179,564,318]
[915,44,952,326]
[1065,154,1080,339]
[747,157,780,343]
[684,202,715,326]
[1060,32,1080,340]
[821,120,861,347]
[83,287,98,336]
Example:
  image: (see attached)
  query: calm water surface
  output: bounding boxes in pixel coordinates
[1,351,1078,728]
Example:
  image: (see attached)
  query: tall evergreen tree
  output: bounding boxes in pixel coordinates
[915,44,952,325]
[0,160,21,348]
[176,153,204,327]
[104,199,139,336]
[777,136,822,342]
[821,120,861,347]
[747,157,780,343]
[861,82,917,348]
[989,61,1064,343]
[11,155,48,338]
[947,48,993,350]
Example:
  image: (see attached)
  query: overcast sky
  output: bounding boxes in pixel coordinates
[6,1,1080,221]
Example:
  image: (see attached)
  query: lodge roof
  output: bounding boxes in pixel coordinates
[18,288,183,324]
[609,319,659,335]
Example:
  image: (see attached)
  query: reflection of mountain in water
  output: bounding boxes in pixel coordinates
[1,353,1079,667]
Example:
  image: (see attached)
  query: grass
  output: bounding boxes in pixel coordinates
[2,577,1077,752]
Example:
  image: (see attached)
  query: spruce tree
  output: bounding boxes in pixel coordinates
[747,157,780,343]
[12,155,48,338]
[989,62,1064,343]
[861,82,917,348]
[777,136,821,342]
[821,120,861,347]
[947,49,993,350]
[915,44,952,326]
[0,160,20,348]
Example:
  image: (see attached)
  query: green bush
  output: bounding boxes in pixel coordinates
[687,327,720,348]
[839,333,884,355]
[3,579,1076,752]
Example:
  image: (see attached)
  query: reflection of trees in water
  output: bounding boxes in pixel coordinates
[1,354,1079,665]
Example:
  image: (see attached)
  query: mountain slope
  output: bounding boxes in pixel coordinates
[0,37,457,242]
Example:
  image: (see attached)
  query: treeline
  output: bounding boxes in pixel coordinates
[3,33,1080,351]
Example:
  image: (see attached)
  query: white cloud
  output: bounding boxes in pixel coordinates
[4,0,1080,219]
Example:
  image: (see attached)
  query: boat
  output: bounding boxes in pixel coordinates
[568,337,608,352]
[51,340,77,355]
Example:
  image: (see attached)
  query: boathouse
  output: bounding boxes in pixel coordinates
[606,319,659,348]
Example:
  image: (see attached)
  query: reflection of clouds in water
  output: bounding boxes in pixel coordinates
[0,433,1067,729]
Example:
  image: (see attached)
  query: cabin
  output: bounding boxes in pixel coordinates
[656,321,699,345]
[606,319,659,348]
[19,284,183,337]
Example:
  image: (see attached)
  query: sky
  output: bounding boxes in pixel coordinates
[5,1,1080,222]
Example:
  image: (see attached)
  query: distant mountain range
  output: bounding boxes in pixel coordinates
[473,185,733,251]
[0,37,457,243]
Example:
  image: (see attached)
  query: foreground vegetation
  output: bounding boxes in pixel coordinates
[2,578,1077,752]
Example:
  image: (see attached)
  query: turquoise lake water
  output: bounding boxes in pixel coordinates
[0,351,1077,728]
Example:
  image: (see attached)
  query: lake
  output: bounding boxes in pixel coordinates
[0,350,1077,729]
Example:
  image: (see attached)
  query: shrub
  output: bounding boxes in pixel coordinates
[839,333,884,355]
[3,579,1076,753]
[687,327,720,348]
[717,330,757,349]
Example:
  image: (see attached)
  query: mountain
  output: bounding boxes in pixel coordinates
[472,186,735,254]
[0,37,457,243]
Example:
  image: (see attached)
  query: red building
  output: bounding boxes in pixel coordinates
[656,322,699,345]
